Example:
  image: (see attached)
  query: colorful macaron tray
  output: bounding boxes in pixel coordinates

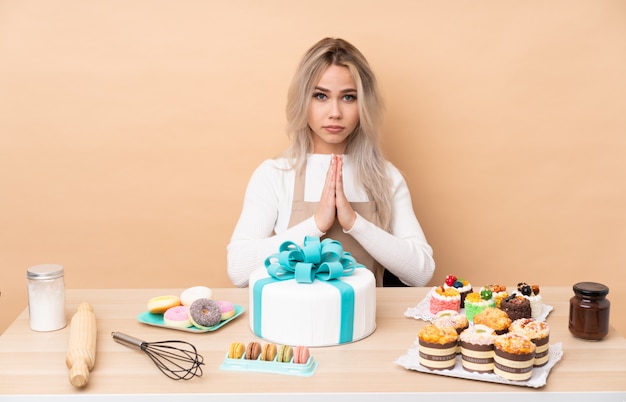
[220,342,318,377]
[137,304,244,333]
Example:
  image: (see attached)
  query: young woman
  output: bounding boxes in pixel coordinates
[227,37,435,287]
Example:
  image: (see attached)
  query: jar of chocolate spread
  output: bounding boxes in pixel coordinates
[568,282,610,341]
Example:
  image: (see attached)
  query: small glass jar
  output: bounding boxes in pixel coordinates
[568,281,610,341]
[27,264,67,331]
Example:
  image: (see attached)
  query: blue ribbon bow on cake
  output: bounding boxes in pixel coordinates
[263,236,365,284]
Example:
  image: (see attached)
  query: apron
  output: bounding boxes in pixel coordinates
[287,166,390,286]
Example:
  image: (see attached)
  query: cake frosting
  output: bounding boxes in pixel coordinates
[443,275,472,307]
[248,254,376,347]
[463,292,496,321]
[429,286,461,314]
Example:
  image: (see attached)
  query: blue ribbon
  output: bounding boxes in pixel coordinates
[253,236,364,344]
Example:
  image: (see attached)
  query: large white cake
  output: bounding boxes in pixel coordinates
[249,266,376,347]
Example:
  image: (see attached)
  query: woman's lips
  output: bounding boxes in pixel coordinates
[323,125,345,133]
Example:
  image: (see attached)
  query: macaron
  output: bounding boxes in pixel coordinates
[180,286,213,306]
[147,295,180,314]
[293,345,310,364]
[245,341,262,360]
[163,305,192,328]
[216,300,236,321]
[261,343,277,361]
[228,342,245,359]
[277,345,293,363]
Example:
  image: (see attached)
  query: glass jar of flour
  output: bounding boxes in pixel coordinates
[27,264,67,331]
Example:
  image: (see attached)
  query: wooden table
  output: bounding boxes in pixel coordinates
[1,287,625,401]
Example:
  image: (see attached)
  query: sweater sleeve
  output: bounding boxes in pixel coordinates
[226,160,325,287]
[344,163,435,286]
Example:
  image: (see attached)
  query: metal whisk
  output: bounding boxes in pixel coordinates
[111,332,204,380]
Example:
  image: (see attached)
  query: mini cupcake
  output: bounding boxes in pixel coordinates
[493,333,536,381]
[459,324,497,373]
[463,291,496,322]
[517,283,542,319]
[509,318,550,367]
[429,286,461,314]
[432,310,470,335]
[432,310,469,355]
[418,324,459,371]
[482,284,508,307]
[443,275,473,308]
[500,294,532,321]
[473,307,511,335]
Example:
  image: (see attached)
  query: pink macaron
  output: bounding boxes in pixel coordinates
[293,345,310,364]
[163,305,192,328]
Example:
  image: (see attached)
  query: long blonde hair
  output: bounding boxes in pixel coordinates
[284,37,392,230]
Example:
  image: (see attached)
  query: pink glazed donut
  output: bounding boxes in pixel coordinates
[216,300,236,321]
[163,305,192,328]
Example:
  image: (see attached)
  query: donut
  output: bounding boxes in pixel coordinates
[188,298,221,329]
[180,286,213,306]
[216,300,236,320]
[163,305,192,328]
[147,295,180,314]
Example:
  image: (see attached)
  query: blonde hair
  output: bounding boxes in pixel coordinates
[284,37,392,230]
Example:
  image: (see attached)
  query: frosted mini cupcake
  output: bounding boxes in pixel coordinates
[443,275,472,308]
[463,291,495,322]
[518,283,542,319]
[429,286,461,314]
[459,324,497,373]
[433,310,469,354]
[481,284,508,308]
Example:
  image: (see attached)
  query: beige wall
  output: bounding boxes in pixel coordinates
[1,0,625,335]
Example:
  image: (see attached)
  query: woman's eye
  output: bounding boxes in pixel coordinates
[313,92,327,100]
[343,94,356,102]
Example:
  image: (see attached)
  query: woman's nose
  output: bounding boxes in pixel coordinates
[329,100,342,118]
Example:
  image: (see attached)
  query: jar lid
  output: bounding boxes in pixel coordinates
[573,281,609,297]
[27,264,64,280]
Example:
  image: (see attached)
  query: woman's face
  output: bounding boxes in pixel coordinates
[307,64,359,154]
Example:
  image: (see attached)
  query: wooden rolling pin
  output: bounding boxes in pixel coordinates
[65,302,97,387]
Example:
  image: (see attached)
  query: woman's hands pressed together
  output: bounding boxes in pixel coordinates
[314,154,357,233]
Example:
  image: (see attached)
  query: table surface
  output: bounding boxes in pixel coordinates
[1,287,625,400]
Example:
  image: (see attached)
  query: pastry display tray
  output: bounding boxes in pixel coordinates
[137,304,244,333]
[220,352,318,377]
[404,288,553,323]
[395,341,563,388]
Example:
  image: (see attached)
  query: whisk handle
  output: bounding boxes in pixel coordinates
[111,332,145,350]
